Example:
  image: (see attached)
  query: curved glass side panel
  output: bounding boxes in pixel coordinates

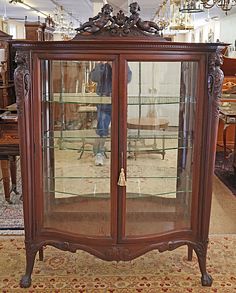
[41,60,113,237]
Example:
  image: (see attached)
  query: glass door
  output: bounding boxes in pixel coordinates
[119,58,200,240]
[38,55,118,240]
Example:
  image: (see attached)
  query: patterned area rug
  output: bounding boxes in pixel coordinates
[215,152,236,195]
[0,235,235,292]
[0,158,24,231]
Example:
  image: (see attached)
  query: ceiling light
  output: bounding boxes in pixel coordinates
[9,0,48,17]
[179,0,236,14]
[170,1,194,30]
[179,0,204,12]
[17,2,30,10]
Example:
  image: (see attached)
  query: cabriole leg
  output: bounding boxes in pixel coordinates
[187,245,193,261]
[39,247,44,261]
[192,242,213,286]
[20,244,38,288]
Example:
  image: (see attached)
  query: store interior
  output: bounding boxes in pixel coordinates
[0,0,235,290]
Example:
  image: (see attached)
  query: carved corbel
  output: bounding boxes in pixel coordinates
[14,51,30,117]
[208,49,224,118]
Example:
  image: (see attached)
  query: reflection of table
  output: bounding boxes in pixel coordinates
[127,117,169,160]
[219,106,236,174]
[0,111,20,203]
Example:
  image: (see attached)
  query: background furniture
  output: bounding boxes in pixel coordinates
[127,117,169,160]
[0,109,19,203]
[0,30,18,203]
[25,16,55,41]
[219,104,236,173]
[13,5,223,288]
[0,30,15,108]
[217,47,236,150]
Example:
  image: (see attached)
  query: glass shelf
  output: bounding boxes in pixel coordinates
[43,94,196,105]
[43,130,194,140]
[42,145,192,151]
[48,189,192,198]
[46,175,191,180]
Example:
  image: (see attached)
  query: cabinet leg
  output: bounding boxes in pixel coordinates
[9,155,19,194]
[1,160,11,203]
[192,242,213,286]
[162,130,165,160]
[20,245,38,288]
[187,245,193,261]
[39,247,44,261]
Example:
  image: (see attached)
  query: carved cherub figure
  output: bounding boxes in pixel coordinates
[76,4,115,33]
[127,2,160,34]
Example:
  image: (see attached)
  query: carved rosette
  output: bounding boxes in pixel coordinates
[208,49,224,118]
[14,51,30,117]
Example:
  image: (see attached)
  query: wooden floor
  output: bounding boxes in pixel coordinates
[210,176,236,234]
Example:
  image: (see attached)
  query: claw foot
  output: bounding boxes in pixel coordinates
[201,273,213,286]
[20,275,32,288]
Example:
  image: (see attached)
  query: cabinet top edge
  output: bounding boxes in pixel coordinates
[10,39,228,53]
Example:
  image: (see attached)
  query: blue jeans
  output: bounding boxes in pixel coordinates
[96,105,111,137]
[94,105,111,155]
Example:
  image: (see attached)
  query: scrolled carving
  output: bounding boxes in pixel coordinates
[190,239,208,258]
[208,49,224,118]
[105,246,131,261]
[51,241,77,253]
[14,51,30,117]
[74,2,163,38]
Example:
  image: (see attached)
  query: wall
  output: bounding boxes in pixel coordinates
[172,11,236,45]
[128,62,181,126]
[0,19,25,39]
[8,20,25,39]
[181,18,221,43]
[219,13,236,48]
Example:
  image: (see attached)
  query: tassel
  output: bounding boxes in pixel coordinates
[117,168,126,186]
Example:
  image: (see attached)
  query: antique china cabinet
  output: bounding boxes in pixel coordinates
[13,2,224,288]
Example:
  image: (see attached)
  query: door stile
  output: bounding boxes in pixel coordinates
[110,56,120,243]
[117,55,128,242]
[32,54,45,234]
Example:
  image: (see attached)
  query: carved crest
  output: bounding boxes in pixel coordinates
[74,2,164,39]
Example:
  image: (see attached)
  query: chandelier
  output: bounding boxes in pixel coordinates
[52,6,76,38]
[169,0,194,30]
[179,0,236,14]
[152,0,170,30]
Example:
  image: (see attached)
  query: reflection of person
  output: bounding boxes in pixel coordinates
[90,62,132,166]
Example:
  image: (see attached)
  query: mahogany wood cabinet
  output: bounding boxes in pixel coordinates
[13,5,224,288]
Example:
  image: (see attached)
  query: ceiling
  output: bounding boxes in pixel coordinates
[0,0,235,30]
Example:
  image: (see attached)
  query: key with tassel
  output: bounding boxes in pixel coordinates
[117,152,126,186]
[118,168,126,186]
